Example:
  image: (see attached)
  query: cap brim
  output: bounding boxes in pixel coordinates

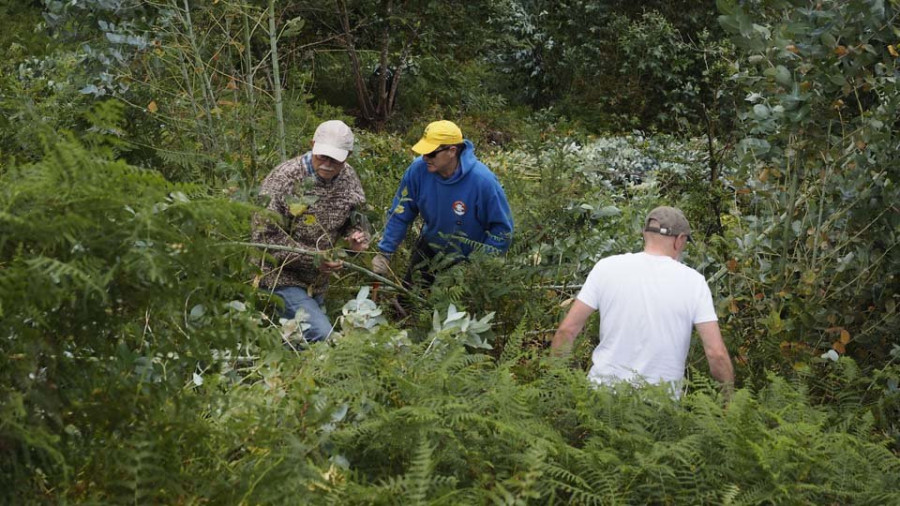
[411,138,441,155]
[312,144,350,162]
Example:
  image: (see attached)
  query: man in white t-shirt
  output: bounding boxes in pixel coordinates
[551,206,734,395]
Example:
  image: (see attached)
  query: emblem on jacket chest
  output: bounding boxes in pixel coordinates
[452,200,467,216]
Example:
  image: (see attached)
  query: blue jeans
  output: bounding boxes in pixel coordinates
[272,286,333,342]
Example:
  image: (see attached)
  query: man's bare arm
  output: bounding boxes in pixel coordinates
[695,321,735,385]
[551,300,595,357]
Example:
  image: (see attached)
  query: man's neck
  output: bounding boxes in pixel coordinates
[643,245,678,261]
[438,162,460,179]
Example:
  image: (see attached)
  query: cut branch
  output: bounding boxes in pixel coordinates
[232,242,426,302]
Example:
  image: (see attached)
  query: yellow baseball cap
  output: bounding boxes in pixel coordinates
[411,120,463,155]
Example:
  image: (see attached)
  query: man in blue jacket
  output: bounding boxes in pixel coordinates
[371,120,513,290]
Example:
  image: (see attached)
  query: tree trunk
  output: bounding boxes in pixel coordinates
[180,0,218,150]
[373,0,393,125]
[242,0,259,170]
[337,0,374,125]
[385,29,417,123]
[703,103,723,236]
[268,0,286,161]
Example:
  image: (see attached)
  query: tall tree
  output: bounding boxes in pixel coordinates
[290,0,507,129]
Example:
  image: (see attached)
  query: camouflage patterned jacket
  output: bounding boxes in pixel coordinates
[253,152,367,294]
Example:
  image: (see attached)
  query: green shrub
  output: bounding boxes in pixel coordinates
[717,0,900,421]
[0,107,267,502]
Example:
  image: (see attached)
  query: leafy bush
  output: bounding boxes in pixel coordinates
[491,1,734,133]
[716,0,899,416]
[0,106,267,502]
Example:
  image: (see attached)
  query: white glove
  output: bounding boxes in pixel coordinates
[371,253,391,276]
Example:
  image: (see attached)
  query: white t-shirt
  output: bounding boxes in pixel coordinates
[576,252,717,387]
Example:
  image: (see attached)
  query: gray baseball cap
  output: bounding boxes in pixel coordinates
[644,206,692,240]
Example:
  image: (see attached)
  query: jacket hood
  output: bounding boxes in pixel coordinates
[415,139,477,185]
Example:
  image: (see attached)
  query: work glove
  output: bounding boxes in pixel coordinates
[371,253,391,276]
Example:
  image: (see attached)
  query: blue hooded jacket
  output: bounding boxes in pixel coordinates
[378,140,513,257]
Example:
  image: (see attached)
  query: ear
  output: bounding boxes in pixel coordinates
[675,234,688,251]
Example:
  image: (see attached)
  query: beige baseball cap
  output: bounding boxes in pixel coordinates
[312,120,354,162]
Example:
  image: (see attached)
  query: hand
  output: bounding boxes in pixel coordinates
[720,382,735,403]
[319,259,343,274]
[371,253,391,276]
[346,230,369,252]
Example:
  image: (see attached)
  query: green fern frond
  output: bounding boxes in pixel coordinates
[107,437,172,504]
[26,256,111,301]
[719,483,741,505]
[155,147,214,178]
[403,437,434,506]
[499,314,529,363]
[731,481,776,506]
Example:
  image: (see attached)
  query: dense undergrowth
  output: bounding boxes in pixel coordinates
[2,0,900,503]
[2,109,898,504]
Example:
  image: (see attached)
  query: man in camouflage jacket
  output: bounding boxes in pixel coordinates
[253,120,369,342]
